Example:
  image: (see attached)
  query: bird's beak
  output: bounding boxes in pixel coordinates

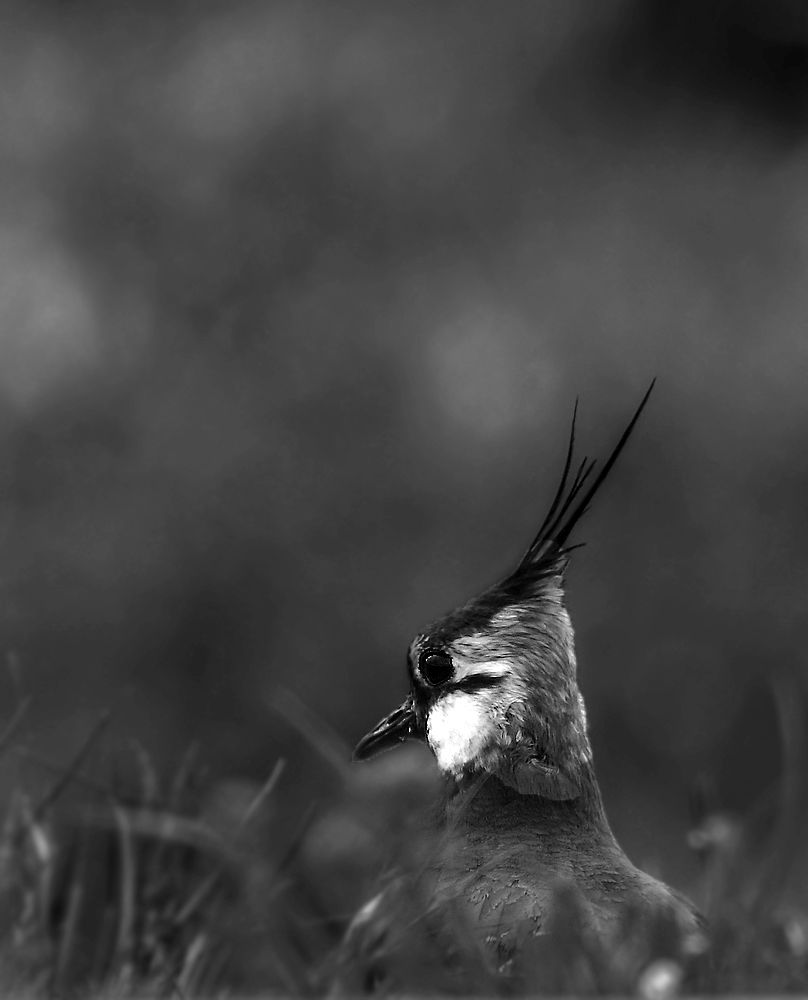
[353,694,420,761]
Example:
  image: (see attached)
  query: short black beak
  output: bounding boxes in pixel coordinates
[353,694,420,761]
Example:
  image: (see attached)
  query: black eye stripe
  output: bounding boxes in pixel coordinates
[450,674,503,693]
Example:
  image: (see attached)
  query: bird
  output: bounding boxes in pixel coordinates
[344,382,702,990]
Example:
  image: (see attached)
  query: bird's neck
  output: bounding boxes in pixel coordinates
[442,761,622,860]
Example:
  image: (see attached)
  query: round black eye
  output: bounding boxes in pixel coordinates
[418,649,454,687]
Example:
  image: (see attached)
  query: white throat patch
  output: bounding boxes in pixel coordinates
[426,691,493,777]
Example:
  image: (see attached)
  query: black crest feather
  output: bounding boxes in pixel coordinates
[517,379,656,573]
[422,382,655,645]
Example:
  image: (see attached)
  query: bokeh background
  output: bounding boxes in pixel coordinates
[1,0,808,898]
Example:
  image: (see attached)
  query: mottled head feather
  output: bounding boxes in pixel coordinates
[356,385,655,802]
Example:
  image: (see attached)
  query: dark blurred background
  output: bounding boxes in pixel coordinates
[1,0,808,896]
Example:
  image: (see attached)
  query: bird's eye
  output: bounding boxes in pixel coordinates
[418,649,454,687]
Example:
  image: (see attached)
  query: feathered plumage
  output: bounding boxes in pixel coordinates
[348,383,700,989]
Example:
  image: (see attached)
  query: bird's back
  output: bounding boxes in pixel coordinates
[334,768,700,993]
[437,768,700,953]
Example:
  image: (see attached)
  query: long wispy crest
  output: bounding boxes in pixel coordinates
[517,380,656,571]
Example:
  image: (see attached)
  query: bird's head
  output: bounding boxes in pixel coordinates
[354,384,654,802]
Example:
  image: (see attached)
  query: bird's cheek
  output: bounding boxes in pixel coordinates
[425,693,492,777]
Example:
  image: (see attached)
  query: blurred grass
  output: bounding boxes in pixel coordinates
[0,691,804,997]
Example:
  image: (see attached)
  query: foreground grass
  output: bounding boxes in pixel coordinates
[0,698,805,997]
